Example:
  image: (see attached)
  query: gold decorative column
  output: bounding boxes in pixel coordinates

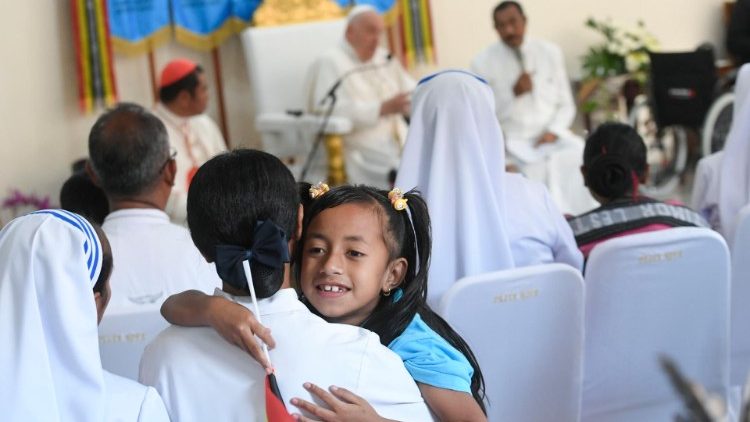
[324,134,347,185]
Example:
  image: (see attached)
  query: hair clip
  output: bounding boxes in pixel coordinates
[388,188,408,211]
[309,182,330,199]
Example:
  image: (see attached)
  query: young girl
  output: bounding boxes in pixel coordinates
[162,184,487,422]
[568,122,709,258]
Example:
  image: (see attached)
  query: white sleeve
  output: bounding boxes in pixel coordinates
[356,336,434,421]
[547,46,576,136]
[137,387,171,422]
[544,188,584,271]
[309,56,381,129]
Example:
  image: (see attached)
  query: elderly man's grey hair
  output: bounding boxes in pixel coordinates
[88,102,170,197]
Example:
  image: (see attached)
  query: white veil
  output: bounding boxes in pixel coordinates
[0,210,105,421]
[396,70,515,306]
[718,64,750,243]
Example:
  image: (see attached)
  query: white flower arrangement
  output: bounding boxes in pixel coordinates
[582,17,659,79]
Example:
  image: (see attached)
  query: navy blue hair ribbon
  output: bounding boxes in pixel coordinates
[214,220,290,291]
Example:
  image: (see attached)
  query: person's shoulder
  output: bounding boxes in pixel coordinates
[143,325,218,364]
[103,370,150,397]
[472,42,503,66]
[506,172,548,196]
[532,38,564,57]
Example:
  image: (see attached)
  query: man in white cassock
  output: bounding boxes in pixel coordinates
[139,150,432,422]
[471,1,596,214]
[306,5,415,189]
[153,58,227,225]
[88,103,221,312]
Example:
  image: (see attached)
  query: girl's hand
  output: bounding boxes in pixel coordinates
[290,383,396,422]
[206,296,276,370]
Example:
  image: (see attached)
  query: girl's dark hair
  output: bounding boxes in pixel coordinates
[188,149,299,298]
[583,122,647,200]
[298,185,486,413]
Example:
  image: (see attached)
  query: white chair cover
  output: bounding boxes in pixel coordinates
[240,19,352,181]
[731,204,750,387]
[438,263,585,422]
[99,305,168,380]
[582,227,730,421]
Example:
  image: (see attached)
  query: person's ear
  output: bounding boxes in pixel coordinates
[295,204,303,242]
[640,165,650,184]
[164,159,177,187]
[85,160,101,187]
[383,257,408,293]
[288,204,304,257]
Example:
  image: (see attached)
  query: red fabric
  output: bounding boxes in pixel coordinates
[159,59,198,88]
[265,376,294,422]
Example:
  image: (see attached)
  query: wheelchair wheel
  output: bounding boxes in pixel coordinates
[628,99,690,198]
[701,92,734,157]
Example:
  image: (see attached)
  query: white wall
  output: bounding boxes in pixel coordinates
[0,0,726,206]
[430,0,727,78]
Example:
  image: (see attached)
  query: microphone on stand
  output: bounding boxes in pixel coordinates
[512,46,526,73]
[300,54,394,182]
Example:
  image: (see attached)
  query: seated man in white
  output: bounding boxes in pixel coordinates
[87,103,220,310]
[139,149,431,422]
[306,5,415,189]
[0,209,168,421]
[153,59,227,224]
[471,1,596,214]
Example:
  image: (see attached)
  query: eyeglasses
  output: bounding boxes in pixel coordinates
[161,148,177,172]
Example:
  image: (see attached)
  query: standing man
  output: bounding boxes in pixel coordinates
[471,1,595,214]
[154,59,227,224]
[307,5,415,189]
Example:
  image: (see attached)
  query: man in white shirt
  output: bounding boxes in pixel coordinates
[471,1,596,214]
[87,103,221,312]
[153,59,227,224]
[139,149,432,422]
[306,5,416,189]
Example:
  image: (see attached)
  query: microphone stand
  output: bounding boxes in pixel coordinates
[299,56,393,182]
[299,87,339,182]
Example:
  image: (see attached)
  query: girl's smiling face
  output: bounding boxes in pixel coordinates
[300,203,406,326]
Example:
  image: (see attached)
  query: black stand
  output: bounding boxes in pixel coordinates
[299,91,339,182]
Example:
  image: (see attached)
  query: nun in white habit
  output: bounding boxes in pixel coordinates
[396,71,582,307]
[692,63,750,242]
[0,209,169,422]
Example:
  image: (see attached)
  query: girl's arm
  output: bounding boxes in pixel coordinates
[291,382,487,422]
[291,383,397,422]
[160,290,275,370]
[417,383,487,422]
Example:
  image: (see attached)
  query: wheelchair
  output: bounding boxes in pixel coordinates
[627,46,732,197]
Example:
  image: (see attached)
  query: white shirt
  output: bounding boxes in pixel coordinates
[104,370,170,422]
[153,103,227,224]
[470,38,576,144]
[306,41,416,188]
[506,173,583,271]
[139,288,432,422]
[102,208,221,311]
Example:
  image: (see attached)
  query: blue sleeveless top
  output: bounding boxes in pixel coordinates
[388,313,474,393]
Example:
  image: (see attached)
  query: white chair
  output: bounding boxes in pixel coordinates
[582,227,730,421]
[731,204,750,388]
[240,19,352,183]
[438,264,585,422]
[98,306,168,380]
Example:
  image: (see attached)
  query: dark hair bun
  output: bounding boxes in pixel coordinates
[586,153,633,199]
